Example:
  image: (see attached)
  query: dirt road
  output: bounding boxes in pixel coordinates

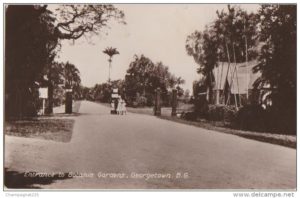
[5,101,296,189]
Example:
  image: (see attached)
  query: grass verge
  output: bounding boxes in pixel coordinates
[5,118,75,143]
[159,115,296,149]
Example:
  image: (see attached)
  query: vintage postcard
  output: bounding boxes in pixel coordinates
[3,2,296,193]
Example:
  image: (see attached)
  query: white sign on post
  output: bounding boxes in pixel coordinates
[113,88,118,93]
[39,88,48,99]
[38,88,48,115]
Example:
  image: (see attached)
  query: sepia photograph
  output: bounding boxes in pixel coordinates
[2,1,297,193]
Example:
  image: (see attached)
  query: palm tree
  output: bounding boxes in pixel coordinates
[103,47,119,83]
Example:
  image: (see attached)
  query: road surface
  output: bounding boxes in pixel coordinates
[5,101,296,189]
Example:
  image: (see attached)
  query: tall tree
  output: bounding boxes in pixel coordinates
[126,55,155,98]
[103,47,120,83]
[214,5,257,63]
[186,5,257,104]
[64,62,81,93]
[186,28,218,103]
[125,55,184,106]
[253,5,296,131]
[5,5,58,118]
[53,5,125,41]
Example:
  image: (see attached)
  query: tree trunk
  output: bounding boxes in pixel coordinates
[46,81,53,114]
[208,71,214,104]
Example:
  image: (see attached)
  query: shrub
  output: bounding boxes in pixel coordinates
[193,96,209,118]
[136,95,147,107]
[132,101,138,108]
[207,105,223,121]
[181,111,198,121]
[264,106,296,134]
[145,93,154,106]
[223,105,237,123]
[207,105,237,122]
[235,104,267,132]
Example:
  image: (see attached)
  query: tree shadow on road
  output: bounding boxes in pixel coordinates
[4,168,73,189]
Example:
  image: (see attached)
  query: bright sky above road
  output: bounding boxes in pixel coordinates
[54,4,259,91]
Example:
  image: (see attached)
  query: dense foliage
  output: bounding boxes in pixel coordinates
[124,55,185,106]
[5,5,58,117]
[186,5,296,134]
[186,6,258,104]
[5,4,124,118]
[253,5,296,132]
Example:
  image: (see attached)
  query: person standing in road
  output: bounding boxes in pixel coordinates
[114,98,118,114]
[110,100,115,114]
[117,97,122,115]
[121,98,127,115]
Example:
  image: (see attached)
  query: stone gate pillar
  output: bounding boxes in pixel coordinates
[65,89,72,114]
[171,89,177,116]
[154,88,161,116]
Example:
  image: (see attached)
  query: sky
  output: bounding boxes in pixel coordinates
[54,4,259,91]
